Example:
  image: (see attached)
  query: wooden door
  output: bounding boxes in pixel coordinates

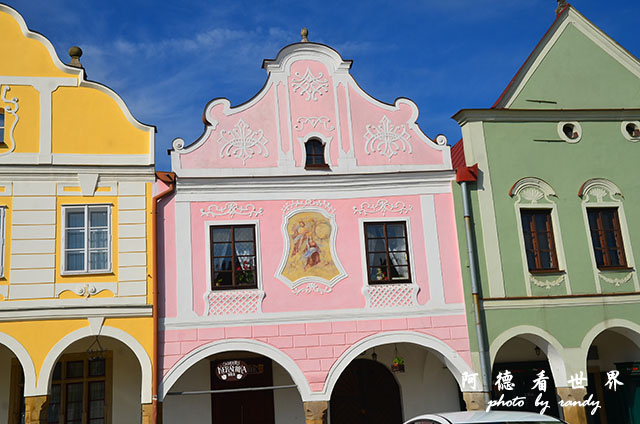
[330,358,402,424]
[210,358,274,424]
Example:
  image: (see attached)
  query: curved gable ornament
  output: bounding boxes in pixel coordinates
[0,86,19,156]
[275,206,346,293]
[364,115,412,160]
[509,177,557,204]
[579,178,623,203]
[217,119,269,165]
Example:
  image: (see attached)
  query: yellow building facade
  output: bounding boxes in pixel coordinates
[0,5,156,423]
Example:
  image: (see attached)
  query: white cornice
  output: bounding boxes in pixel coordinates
[0,166,155,180]
[483,294,640,310]
[453,109,640,125]
[162,303,465,330]
[173,170,454,199]
[0,304,152,321]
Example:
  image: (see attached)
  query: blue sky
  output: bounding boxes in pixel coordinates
[4,1,640,171]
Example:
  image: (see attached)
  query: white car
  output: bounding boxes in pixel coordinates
[404,411,567,424]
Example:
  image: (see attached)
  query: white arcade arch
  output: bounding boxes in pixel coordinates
[159,338,312,401]
[322,331,476,400]
[490,325,568,387]
[36,325,152,403]
[0,332,37,396]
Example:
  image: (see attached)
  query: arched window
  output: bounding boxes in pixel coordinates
[305,138,328,169]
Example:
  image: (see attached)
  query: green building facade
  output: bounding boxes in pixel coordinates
[452,5,640,424]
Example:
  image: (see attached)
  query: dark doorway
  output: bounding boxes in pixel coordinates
[330,358,402,424]
[210,357,274,424]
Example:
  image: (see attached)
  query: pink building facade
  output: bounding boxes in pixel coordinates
[157,41,476,423]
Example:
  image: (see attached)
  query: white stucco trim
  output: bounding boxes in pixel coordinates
[420,195,446,307]
[490,325,568,387]
[321,331,476,400]
[510,178,571,295]
[159,338,311,401]
[297,132,334,168]
[36,325,152,403]
[0,332,37,397]
[175,201,196,318]
[579,178,639,292]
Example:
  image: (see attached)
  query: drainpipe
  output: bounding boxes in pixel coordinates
[151,171,175,424]
[458,164,492,407]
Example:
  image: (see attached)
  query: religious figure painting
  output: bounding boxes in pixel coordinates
[281,211,341,285]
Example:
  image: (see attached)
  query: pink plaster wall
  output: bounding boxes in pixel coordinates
[158,193,177,318]
[161,316,471,392]
[188,195,434,315]
[435,194,465,304]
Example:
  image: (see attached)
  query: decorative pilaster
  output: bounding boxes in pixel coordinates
[557,387,588,424]
[462,392,486,411]
[304,401,328,424]
[24,396,48,424]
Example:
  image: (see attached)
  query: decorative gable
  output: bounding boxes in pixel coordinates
[172,42,450,176]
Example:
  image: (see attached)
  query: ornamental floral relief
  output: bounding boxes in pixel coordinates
[216,119,269,165]
[201,202,264,218]
[294,116,335,131]
[364,115,412,160]
[291,68,329,102]
[353,199,413,216]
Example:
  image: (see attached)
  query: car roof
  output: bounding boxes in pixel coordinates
[406,410,564,423]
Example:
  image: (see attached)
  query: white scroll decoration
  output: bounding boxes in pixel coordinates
[282,199,335,214]
[76,284,98,298]
[1,86,19,156]
[291,68,329,102]
[217,119,269,165]
[292,282,333,295]
[294,116,335,131]
[364,115,412,160]
[201,202,263,218]
[353,199,413,216]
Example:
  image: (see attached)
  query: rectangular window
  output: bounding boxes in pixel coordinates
[364,222,411,284]
[520,209,559,272]
[210,225,257,290]
[62,205,111,274]
[587,207,627,269]
[47,353,112,424]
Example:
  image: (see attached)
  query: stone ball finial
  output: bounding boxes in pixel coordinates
[301,27,309,42]
[68,46,83,68]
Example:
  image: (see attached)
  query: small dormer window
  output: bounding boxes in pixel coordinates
[305,138,329,169]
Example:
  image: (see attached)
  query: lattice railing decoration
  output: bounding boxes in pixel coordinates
[365,283,418,308]
[205,290,265,316]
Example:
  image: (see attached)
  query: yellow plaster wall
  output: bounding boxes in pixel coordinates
[0,317,153,380]
[0,11,72,78]
[0,85,40,153]
[55,196,119,285]
[51,87,150,155]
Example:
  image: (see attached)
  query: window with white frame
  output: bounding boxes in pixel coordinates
[62,205,111,274]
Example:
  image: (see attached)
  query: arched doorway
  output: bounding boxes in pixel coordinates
[330,358,402,424]
[163,350,305,424]
[0,343,22,423]
[492,335,561,418]
[586,327,640,423]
